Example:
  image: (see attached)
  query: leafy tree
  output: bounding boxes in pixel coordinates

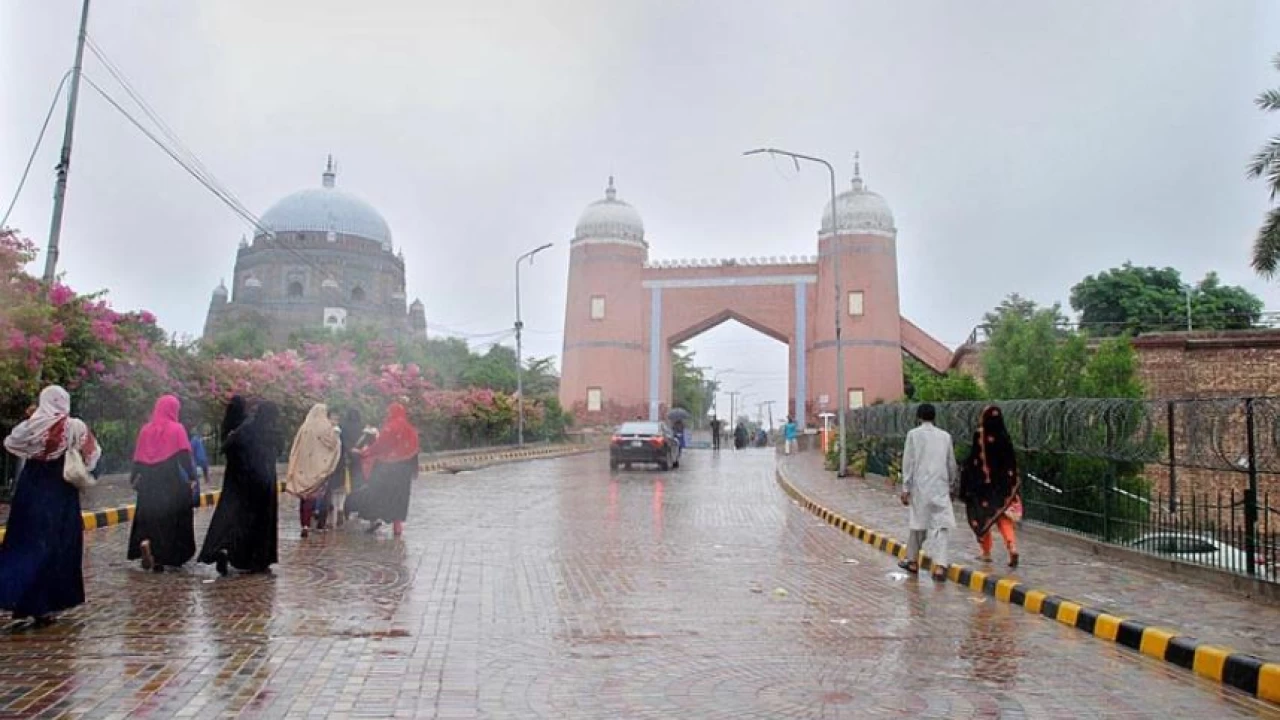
[902,357,986,402]
[460,344,518,393]
[982,307,1088,399]
[671,346,710,424]
[520,356,560,398]
[982,293,1060,327]
[412,337,475,388]
[1191,272,1264,330]
[1250,52,1280,277]
[203,316,271,359]
[1069,263,1262,335]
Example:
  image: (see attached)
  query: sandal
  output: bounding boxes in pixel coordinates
[897,560,919,574]
[1009,553,1020,569]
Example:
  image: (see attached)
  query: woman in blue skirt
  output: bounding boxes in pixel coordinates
[0,385,101,627]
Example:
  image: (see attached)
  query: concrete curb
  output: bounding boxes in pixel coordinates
[2,445,597,543]
[775,463,1280,705]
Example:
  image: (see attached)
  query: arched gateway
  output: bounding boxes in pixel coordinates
[559,163,952,429]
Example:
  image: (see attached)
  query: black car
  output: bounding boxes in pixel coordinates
[609,421,682,471]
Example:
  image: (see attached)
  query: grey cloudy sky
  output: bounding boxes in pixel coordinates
[3,1,1279,418]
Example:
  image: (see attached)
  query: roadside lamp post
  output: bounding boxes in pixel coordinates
[744,148,848,477]
[515,243,553,446]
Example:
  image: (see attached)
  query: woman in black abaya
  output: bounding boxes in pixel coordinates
[128,395,198,571]
[198,398,281,575]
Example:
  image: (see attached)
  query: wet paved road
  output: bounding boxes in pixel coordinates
[2,450,1278,719]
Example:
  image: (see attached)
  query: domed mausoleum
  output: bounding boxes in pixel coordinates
[203,158,427,346]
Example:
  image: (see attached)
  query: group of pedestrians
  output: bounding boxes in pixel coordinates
[898,403,1022,581]
[0,387,421,628]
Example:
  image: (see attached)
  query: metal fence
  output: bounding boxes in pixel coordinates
[848,397,1279,583]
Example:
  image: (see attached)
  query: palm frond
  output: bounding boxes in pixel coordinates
[1273,52,1280,73]
[1247,136,1280,186]
[1251,207,1280,278]
[1260,88,1280,112]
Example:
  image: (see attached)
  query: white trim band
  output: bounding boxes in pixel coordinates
[642,274,817,289]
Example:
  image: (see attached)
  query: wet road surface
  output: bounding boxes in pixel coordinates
[1,449,1277,718]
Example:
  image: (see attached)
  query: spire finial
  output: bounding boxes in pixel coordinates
[322,155,336,188]
[605,175,617,201]
[851,151,864,192]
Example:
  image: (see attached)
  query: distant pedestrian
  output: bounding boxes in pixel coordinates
[783,416,799,455]
[0,386,101,626]
[285,404,342,538]
[898,403,958,581]
[339,408,371,524]
[128,395,198,572]
[187,423,210,506]
[710,416,722,451]
[733,423,748,450]
[347,402,420,537]
[199,397,280,576]
[959,406,1021,568]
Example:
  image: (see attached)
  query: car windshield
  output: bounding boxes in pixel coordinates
[617,422,662,435]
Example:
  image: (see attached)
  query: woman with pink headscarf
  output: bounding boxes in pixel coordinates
[127,395,199,572]
[0,385,100,626]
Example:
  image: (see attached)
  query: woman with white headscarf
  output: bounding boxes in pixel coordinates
[0,385,101,627]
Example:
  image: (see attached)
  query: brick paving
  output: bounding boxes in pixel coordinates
[0,450,1277,718]
[780,451,1280,661]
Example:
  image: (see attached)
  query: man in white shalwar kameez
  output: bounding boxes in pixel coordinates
[898,403,958,580]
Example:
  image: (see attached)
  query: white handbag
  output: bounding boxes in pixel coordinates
[63,434,96,491]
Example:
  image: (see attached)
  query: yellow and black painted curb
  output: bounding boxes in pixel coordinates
[775,465,1280,705]
[1,445,597,543]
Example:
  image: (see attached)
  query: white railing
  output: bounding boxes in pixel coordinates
[643,255,818,269]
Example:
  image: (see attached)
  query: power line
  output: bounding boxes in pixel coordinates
[80,37,394,299]
[84,35,259,227]
[1,70,72,230]
[79,72,351,291]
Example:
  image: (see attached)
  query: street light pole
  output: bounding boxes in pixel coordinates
[744,148,847,477]
[42,0,92,287]
[515,242,553,446]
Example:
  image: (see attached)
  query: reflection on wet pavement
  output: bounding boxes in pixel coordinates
[1,449,1277,718]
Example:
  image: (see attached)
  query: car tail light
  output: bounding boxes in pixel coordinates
[612,435,626,445]
[650,436,665,447]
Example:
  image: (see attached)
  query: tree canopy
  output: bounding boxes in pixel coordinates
[1069,263,1262,335]
[981,295,1143,400]
[902,357,985,403]
[671,346,713,425]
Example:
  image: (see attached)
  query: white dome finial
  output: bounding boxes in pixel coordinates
[851,151,864,192]
[606,175,617,201]
[323,155,336,188]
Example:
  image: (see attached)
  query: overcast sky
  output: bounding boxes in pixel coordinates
[3,1,1279,419]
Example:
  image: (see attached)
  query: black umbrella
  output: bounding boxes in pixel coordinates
[667,408,692,423]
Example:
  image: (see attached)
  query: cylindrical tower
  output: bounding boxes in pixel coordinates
[811,156,904,416]
[559,177,650,424]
